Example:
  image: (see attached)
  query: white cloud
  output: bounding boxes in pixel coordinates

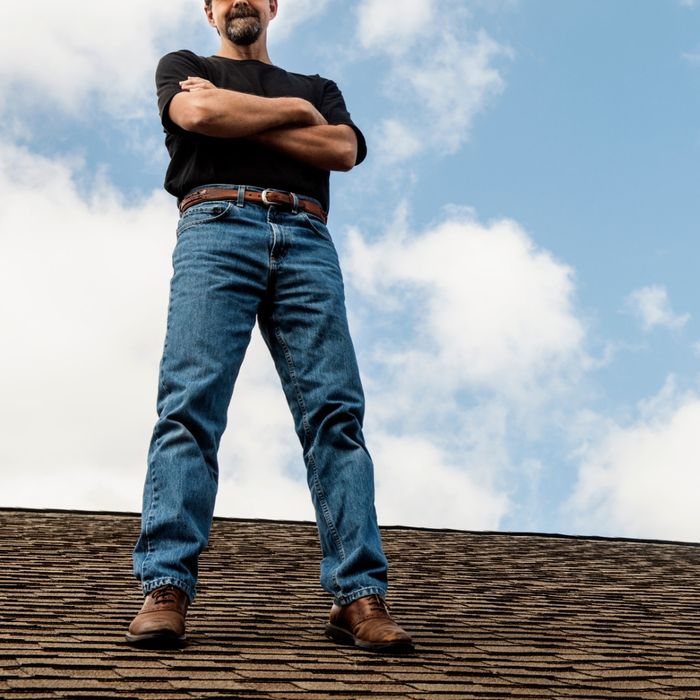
[341,205,588,530]
[625,284,690,331]
[355,0,435,55]
[269,0,331,42]
[374,119,423,164]
[0,141,313,518]
[0,0,194,115]
[357,1,510,162]
[568,378,700,543]
[345,205,585,399]
[390,29,508,155]
[0,141,174,510]
[371,434,509,529]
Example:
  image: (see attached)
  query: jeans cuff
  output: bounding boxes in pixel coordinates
[142,577,195,602]
[334,585,387,607]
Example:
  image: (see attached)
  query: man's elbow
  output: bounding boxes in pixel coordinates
[334,140,357,172]
[169,92,218,133]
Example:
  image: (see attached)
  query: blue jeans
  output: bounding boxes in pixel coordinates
[132,187,389,606]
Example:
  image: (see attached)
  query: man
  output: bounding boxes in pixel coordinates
[126,0,413,654]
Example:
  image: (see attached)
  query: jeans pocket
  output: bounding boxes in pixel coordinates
[176,201,234,238]
[301,212,333,242]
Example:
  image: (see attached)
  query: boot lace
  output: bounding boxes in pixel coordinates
[366,594,391,614]
[152,585,180,605]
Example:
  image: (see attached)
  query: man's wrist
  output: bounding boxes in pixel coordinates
[282,97,309,126]
[280,97,325,127]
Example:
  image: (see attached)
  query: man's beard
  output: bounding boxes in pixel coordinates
[225,4,263,46]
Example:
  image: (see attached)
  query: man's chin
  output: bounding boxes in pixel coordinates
[226,19,262,45]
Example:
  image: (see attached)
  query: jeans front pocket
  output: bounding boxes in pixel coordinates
[301,211,333,242]
[176,201,234,238]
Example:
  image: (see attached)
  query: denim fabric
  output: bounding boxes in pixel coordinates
[132,187,389,605]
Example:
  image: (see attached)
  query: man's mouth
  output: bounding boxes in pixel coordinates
[227,5,259,21]
[223,2,263,45]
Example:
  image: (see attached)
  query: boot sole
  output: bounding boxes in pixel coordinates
[325,623,414,654]
[125,630,187,649]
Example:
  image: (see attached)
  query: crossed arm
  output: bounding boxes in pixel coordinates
[168,76,358,172]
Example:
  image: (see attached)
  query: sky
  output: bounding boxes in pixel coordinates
[2,0,699,543]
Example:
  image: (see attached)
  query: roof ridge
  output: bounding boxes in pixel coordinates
[1,505,698,547]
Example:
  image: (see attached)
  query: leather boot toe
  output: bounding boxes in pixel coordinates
[325,594,414,653]
[126,585,189,647]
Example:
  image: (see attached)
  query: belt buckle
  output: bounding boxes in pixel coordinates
[261,189,282,207]
[261,188,300,214]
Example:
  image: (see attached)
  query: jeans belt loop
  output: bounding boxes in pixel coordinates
[236,186,246,208]
[290,192,299,214]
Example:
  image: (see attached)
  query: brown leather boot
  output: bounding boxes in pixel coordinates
[126,585,189,647]
[325,594,414,653]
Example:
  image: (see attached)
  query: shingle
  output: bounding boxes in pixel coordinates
[0,508,699,699]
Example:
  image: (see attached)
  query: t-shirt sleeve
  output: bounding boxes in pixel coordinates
[318,79,367,166]
[156,50,207,135]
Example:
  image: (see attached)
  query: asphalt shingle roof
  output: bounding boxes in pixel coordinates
[0,508,699,699]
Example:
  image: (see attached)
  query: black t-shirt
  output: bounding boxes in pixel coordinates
[156,50,367,211]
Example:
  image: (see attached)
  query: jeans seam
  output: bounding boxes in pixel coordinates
[268,211,290,268]
[141,449,158,582]
[273,324,347,564]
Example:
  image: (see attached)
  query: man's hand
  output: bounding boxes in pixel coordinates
[179,76,216,92]
[299,103,328,127]
[169,76,327,137]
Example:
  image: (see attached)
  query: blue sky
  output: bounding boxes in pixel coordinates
[2,0,699,542]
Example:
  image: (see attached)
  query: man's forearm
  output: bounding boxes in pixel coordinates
[169,83,327,138]
[252,124,358,172]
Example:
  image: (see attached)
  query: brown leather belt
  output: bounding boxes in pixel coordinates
[179,187,328,224]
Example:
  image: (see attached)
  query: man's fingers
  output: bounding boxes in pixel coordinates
[179,76,216,91]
